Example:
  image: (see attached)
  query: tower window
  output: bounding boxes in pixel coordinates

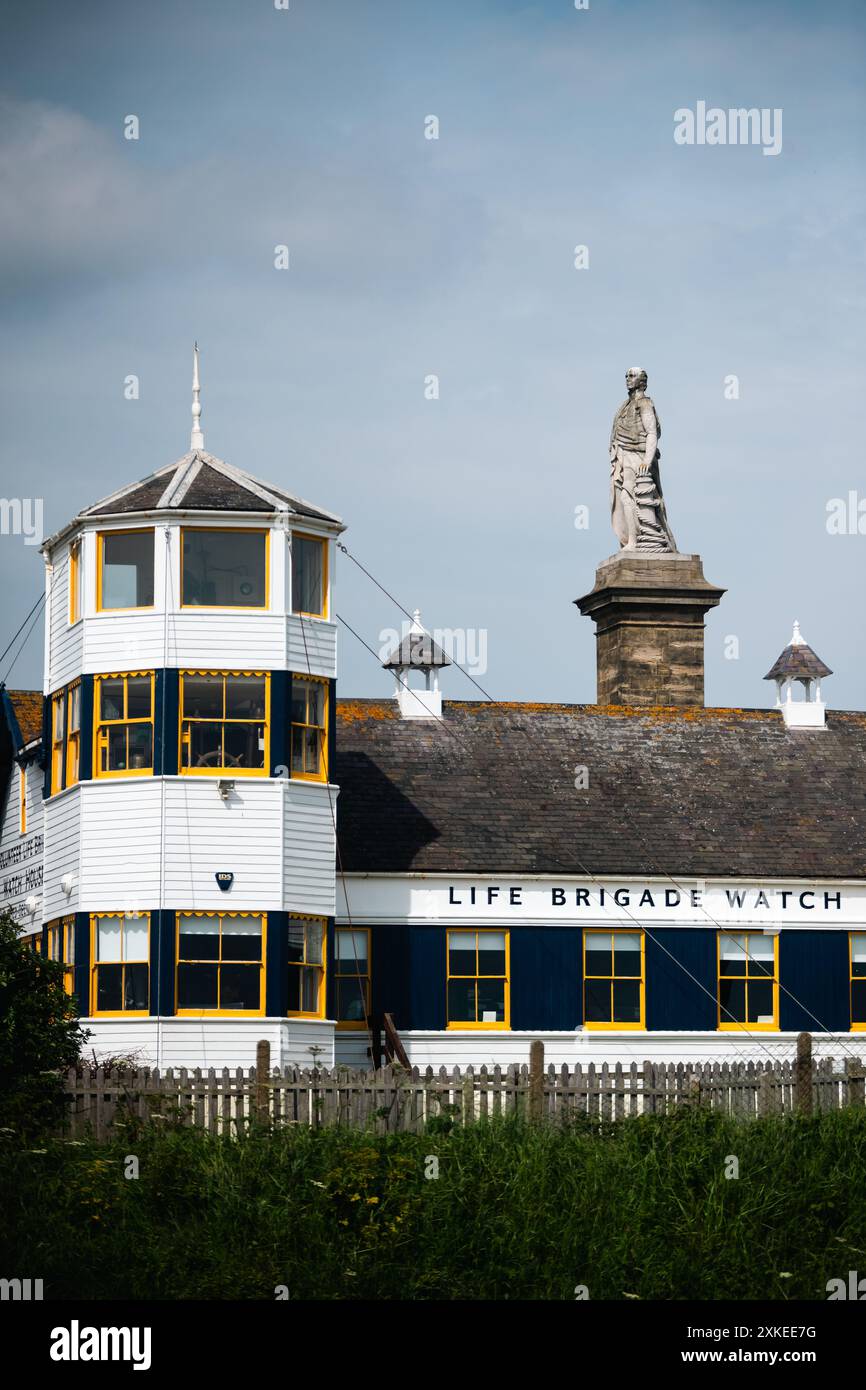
[335,928,371,1025]
[291,534,327,618]
[97,529,154,610]
[290,676,328,781]
[851,934,866,1031]
[91,913,149,1015]
[176,913,265,1015]
[95,672,154,776]
[181,528,267,608]
[69,538,82,624]
[50,681,81,795]
[180,671,269,775]
[287,915,325,1017]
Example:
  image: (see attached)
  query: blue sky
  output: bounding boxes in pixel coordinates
[1,0,864,707]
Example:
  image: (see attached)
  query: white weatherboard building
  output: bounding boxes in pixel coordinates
[1,366,865,1070]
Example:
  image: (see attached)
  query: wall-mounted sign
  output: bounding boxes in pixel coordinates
[215,872,234,893]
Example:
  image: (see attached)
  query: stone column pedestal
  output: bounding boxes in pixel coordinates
[575,552,725,707]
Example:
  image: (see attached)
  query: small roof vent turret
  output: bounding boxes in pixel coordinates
[382,610,451,720]
[764,620,832,729]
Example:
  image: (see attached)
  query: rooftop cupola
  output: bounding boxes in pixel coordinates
[382,610,451,719]
[764,620,833,729]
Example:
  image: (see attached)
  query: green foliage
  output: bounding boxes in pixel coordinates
[0,911,89,1138]
[2,1105,866,1299]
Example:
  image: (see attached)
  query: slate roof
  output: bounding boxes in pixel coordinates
[74,452,342,526]
[765,643,832,682]
[334,701,866,880]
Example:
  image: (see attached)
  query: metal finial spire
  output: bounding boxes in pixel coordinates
[190,343,204,451]
[791,619,804,646]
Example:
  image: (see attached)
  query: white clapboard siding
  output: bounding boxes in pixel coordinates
[287,616,337,679]
[283,780,338,916]
[164,613,287,668]
[83,614,168,673]
[0,764,46,925]
[47,541,84,692]
[161,779,284,908]
[43,787,81,918]
[81,1017,336,1070]
[77,780,162,908]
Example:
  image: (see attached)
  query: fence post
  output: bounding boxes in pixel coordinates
[795,1032,813,1116]
[255,1039,271,1125]
[528,1040,545,1123]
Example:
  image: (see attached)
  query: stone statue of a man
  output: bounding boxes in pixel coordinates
[609,368,677,553]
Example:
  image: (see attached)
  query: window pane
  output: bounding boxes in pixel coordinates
[287,967,301,1012]
[183,676,223,719]
[290,725,305,773]
[301,966,320,1013]
[613,933,641,976]
[127,677,152,719]
[853,936,866,978]
[477,979,505,1022]
[224,722,264,769]
[337,977,368,1022]
[747,936,775,974]
[720,933,748,974]
[585,938,612,978]
[53,697,65,740]
[747,980,775,1024]
[302,728,320,774]
[449,931,476,976]
[97,917,122,963]
[179,916,220,961]
[225,676,266,719]
[102,531,154,608]
[68,685,81,730]
[478,933,506,977]
[221,916,262,962]
[720,978,746,1023]
[106,725,127,771]
[183,530,266,607]
[337,930,368,972]
[128,724,152,770]
[220,964,260,1011]
[305,920,324,965]
[178,962,218,1010]
[584,979,611,1022]
[307,682,325,727]
[124,915,149,960]
[186,722,223,768]
[448,979,476,1023]
[97,964,123,1011]
[852,980,866,1024]
[124,964,149,1011]
[100,679,124,722]
[287,924,306,964]
[612,979,641,1023]
[292,536,324,615]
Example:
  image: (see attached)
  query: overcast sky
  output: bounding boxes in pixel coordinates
[1,0,863,708]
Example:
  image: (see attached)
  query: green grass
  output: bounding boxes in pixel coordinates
[2,1107,865,1300]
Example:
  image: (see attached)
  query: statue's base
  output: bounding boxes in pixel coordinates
[575,551,726,707]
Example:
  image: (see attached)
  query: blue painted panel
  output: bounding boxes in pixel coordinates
[267,911,288,1016]
[270,671,289,778]
[151,910,175,1016]
[645,929,717,1031]
[369,926,410,1029]
[154,670,179,776]
[780,930,849,1033]
[409,927,447,1030]
[72,912,89,1016]
[79,675,93,782]
[511,928,582,1030]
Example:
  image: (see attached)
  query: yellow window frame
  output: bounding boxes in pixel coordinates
[96,527,155,613]
[287,913,327,1019]
[94,671,155,778]
[69,537,82,624]
[850,932,866,1032]
[335,926,371,1029]
[47,917,76,996]
[22,930,42,956]
[446,928,510,1030]
[180,526,270,611]
[583,929,646,1031]
[90,912,150,1017]
[18,765,26,834]
[175,911,266,1017]
[290,674,329,782]
[291,532,329,619]
[50,682,81,795]
[717,931,779,1032]
[179,669,271,777]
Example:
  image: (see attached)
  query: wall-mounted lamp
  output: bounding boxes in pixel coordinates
[217,779,235,801]
[60,873,75,896]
